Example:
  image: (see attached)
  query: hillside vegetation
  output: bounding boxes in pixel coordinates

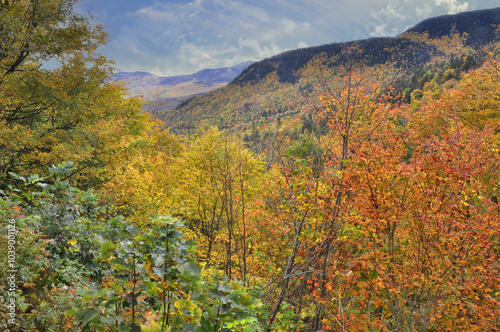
[1,2,500,331]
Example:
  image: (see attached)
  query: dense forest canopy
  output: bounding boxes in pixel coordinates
[1,1,500,331]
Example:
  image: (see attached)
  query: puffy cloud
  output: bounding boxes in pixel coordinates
[416,3,433,17]
[435,0,469,14]
[115,0,320,74]
[370,24,401,37]
[238,38,282,59]
[298,41,309,48]
[351,0,473,39]
[178,43,214,67]
[377,3,407,21]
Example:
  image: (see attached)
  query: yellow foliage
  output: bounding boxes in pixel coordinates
[172,127,265,276]
[100,125,182,226]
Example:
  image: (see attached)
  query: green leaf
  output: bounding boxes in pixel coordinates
[81,308,100,326]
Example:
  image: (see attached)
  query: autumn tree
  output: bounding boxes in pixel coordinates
[411,47,500,141]
[96,125,183,226]
[320,114,499,331]
[259,59,401,330]
[0,0,149,189]
[290,47,500,331]
[173,128,264,279]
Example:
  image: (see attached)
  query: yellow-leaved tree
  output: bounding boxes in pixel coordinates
[99,125,182,225]
[173,128,265,279]
[0,0,151,190]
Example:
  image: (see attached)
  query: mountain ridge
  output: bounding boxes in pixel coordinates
[155,6,500,133]
[232,7,500,86]
[115,61,254,88]
[114,61,254,110]
[403,6,500,44]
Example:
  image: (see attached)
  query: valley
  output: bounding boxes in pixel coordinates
[114,61,253,112]
[2,3,500,331]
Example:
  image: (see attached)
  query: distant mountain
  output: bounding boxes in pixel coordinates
[114,61,254,111]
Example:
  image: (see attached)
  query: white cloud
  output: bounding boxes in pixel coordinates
[373,24,389,36]
[281,18,297,31]
[378,3,407,21]
[149,66,164,76]
[435,0,469,14]
[134,6,178,22]
[350,0,472,40]
[238,38,282,59]
[178,43,217,67]
[416,3,433,17]
[370,24,401,37]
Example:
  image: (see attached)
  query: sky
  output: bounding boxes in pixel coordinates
[75,0,497,76]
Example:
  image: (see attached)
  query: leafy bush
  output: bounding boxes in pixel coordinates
[1,163,263,331]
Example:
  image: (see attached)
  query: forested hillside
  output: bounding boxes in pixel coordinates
[158,7,500,140]
[1,1,500,331]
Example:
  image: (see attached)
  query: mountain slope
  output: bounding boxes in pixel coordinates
[157,7,500,133]
[233,7,500,86]
[232,37,437,85]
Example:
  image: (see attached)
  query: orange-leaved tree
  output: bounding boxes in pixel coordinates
[261,59,402,330]
[335,118,500,331]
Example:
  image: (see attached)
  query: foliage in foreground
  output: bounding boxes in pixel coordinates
[0,163,262,331]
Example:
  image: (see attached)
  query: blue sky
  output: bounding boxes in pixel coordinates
[75,0,497,76]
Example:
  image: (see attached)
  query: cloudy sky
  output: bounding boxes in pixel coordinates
[75,0,496,76]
